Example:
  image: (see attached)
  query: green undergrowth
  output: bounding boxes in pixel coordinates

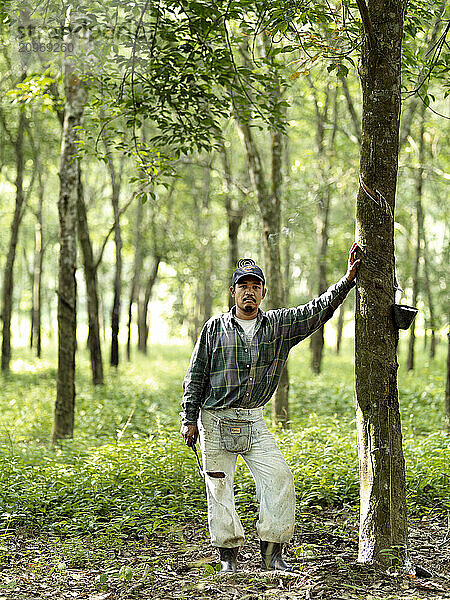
[0,339,448,537]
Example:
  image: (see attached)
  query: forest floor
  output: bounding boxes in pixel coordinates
[1,508,449,600]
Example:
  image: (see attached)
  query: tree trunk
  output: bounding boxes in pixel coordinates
[445,323,450,431]
[107,151,122,368]
[127,196,143,360]
[407,106,425,371]
[220,141,244,310]
[31,167,44,358]
[201,159,214,325]
[309,83,335,374]
[355,0,409,567]
[137,256,160,354]
[310,191,330,373]
[52,21,86,443]
[1,109,26,374]
[420,230,436,359]
[336,303,344,354]
[76,168,103,385]
[238,109,289,426]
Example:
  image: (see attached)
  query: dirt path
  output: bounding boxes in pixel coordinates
[1,510,448,599]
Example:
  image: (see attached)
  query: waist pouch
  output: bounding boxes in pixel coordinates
[219,419,252,453]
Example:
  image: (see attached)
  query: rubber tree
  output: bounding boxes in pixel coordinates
[354,0,410,567]
[1,107,26,374]
[238,99,289,427]
[52,16,87,443]
[407,104,426,372]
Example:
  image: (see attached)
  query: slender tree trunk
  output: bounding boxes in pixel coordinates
[107,153,122,368]
[407,107,425,371]
[239,116,289,426]
[421,231,436,359]
[309,83,336,374]
[336,303,344,354]
[355,0,409,567]
[32,167,44,358]
[202,159,214,325]
[310,191,330,373]
[127,196,143,360]
[445,322,450,431]
[137,256,161,353]
[52,20,86,442]
[1,110,26,374]
[76,169,103,384]
[220,141,243,310]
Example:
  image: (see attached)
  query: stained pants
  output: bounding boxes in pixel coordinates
[198,407,296,548]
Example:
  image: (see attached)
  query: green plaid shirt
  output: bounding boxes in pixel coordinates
[181,276,354,425]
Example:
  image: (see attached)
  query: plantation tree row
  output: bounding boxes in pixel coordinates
[0,0,448,569]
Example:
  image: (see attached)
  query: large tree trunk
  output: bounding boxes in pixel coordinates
[77,169,103,385]
[355,0,409,567]
[407,106,425,372]
[52,22,86,442]
[1,108,26,373]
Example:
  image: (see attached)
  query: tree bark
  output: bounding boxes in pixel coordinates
[1,108,26,373]
[355,0,409,567]
[52,20,87,442]
[76,168,103,385]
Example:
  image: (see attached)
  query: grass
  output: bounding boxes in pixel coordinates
[0,337,448,538]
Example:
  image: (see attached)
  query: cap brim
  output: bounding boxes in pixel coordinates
[234,273,264,284]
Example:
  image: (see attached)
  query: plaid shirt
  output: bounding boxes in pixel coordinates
[181,276,354,425]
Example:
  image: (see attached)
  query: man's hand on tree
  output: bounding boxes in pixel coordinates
[181,423,199,447]
[346,242,361,283]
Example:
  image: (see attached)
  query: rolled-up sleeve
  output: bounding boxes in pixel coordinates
[181,324,211,425]
[277,276,355,349]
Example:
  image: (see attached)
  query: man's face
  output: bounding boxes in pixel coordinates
[230,276,266,317]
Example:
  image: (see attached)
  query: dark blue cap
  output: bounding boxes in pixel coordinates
[232,259,265,287]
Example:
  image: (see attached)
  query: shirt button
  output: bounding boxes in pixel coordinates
[246,364,250,368]
[246,393,249,396]
[249,377,253,381]
[244,349,248,352]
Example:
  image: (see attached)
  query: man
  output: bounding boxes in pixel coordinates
[181,244,360,573]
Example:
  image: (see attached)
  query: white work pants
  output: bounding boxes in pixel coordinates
[198,407,296,548]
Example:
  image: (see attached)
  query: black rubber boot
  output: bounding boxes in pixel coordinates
[260,540,293,572]
[218,547,239,573]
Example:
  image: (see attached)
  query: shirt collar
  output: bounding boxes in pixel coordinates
[227,305,266,326]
